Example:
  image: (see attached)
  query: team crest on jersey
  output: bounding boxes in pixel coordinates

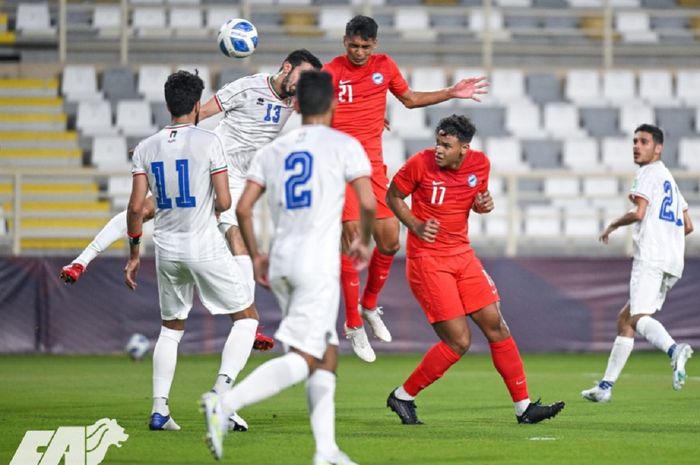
[372,72,384,85]
[467,174,478,187]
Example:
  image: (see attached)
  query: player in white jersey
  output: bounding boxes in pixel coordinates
[123,71,256,432]
[200,71,375,465]
[582,124,694,403]
[59,50,323,351]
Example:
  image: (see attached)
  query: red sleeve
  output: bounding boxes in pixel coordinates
[392,152,423,196]
[386,55,409,97]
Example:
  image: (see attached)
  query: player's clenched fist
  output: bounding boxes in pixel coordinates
[414,218,440,243]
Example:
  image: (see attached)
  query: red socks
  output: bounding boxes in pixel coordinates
[490,337,529,402]
[403,342,461,397]
[360,249,394,310]
[341,254,362,328]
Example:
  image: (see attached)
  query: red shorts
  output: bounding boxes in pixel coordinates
[406,252,500,324]
[343,164,395,222]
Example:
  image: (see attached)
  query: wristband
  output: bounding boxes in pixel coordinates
[128,231,142,246]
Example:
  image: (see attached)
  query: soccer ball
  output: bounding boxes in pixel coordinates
[217,18,258,58]
[125,333,150,361]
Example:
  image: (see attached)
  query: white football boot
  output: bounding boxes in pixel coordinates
[200,392,227,460]
[313,450,359,465]
[581,383,612,403]
[671,343,693,391]
[360,305,392,342]
[344,324,376,363]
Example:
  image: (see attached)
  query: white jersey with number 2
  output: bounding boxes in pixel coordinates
[247,124,371,279]
[629,160,688,277]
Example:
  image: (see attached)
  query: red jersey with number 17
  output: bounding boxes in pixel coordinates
[323,54,409,165]
[392,148,491,258]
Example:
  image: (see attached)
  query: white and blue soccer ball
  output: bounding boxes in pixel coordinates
[217,18,258,58]
[125,333,150,361]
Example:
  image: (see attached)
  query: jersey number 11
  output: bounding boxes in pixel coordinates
[151,159,197,209]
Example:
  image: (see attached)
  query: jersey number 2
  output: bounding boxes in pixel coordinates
[659,180,683,226]
[151,160,197,209]
[284,151,313,209]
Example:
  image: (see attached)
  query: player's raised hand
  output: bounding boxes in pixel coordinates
[348,237,372,271]
[449,76,489,102]
[124,258,140,290]
[599,225,615,244]
[415,218,440,243]
[253,254,271,288]
[473,191,494,214]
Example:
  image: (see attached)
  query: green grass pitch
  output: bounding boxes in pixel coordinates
[1,352,697,465]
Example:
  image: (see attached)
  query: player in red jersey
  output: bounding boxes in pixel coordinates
[323,16,489,362]
[385,114,565,424]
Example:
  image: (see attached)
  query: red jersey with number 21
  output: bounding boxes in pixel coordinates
[323,54,409,165]
[392,148,490,258]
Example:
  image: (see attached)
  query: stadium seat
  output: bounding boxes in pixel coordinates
[522,140,562,168]
[395,8,435,40]
[170,7,205,37]
[544,177,580,196]
[619,103,654,136]
[490,69,527,104]
[505,101,542,138]
[102,67,139,105]
[656,107,695,137]
[616,11,657,43]
[205,6,240,30]
[16,2,55,35]
[582,176,619,197]
[410,67,447,92]
[543,103,586,138]
[676,70,700,105]
[132,7,169,37]
[468,9,506,35]
[486,137,529,172]
[138,65,171,102]
[678,138,700,170]
[93,5,121,38]
[451,68,487,107]
[151,102,170,128]
[62,65,101,102]
[603,70,636,104]
[565,69,601,106]
[76,100,116,136]
[218,67,253,89]
[116,100,157,137]
[526,72,562,105]
[382,136,406,176]
[562,138,603,172]
[91,135,129,170]
[601,137,636,171]
[579,107,620,137]
[639,70,676,106]
[389,105,431,137]
[319,7,353,37]
[523,205,561,237]
[563,206,600,237]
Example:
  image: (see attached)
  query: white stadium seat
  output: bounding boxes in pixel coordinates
[601,137,636,171]
[490,69,526,104]
[319,7,353,37]
[388,105,431,138]
[679,139,700,170]
[676,70,700,105]
[170,8,205,37]
[563,206,600,237]
[543,103,586,138]
[93,5,121,38]
[582,176,619,197]
[92,136,129,170]
[138,65,171,102]
[616,11,657,43]
[544,177,580,197]
[16,2,55,35]
[505,102,541,138]
[206,7,240,30]
[77,100,116,136]
[382,136,406,177]
[562,138,602,172]
[565,70,602,106]
[486,138,529,172]
[619,103,654,136]
[62,65,101,102]
[132,7,169,37]
[116,100,157,137]
[639,70,676,106]
[603,70,636,104]
[523,205,561,237]
[395,8,435,40]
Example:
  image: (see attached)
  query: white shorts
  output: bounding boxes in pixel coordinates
[218,170,246,231]
[270,274,340,360]
[156,255,253,321]
[629,260,679,316]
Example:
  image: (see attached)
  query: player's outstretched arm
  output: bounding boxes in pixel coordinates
[386,182,439,243]
[124,174,149,290]
[396,76,489,109]
[599,196,648,244]
[199,95,223,122]
[683,209,693,236]
[236,180,270,287]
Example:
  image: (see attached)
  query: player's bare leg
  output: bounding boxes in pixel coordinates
[60,198,156,283]
[471,304,564,423]
[223,224,275,352]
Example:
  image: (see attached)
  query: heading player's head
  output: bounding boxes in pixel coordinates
[164,70,204,122]
[633,123,663,166]
[434,115,476,169]
[277,49,323,98]
[343,16,378,66]
[296,70,335,123]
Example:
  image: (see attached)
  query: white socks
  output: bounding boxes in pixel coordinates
[233,255,255,296]
[636,316,676,354]
[221,352,309,416]
[307,369,339,459]
[603,336,634,383]
[213,318,258,395]
[394,385,414,401]
[152,326,184,415]
[514,399,531,416]
[74,210,128,267]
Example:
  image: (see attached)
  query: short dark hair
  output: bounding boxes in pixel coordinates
[634,123,664,145]
[435,115,476,143]
[345,15,378,40]
[280,49,322,72]
[164,70,204,118]
[297,71,333,117]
